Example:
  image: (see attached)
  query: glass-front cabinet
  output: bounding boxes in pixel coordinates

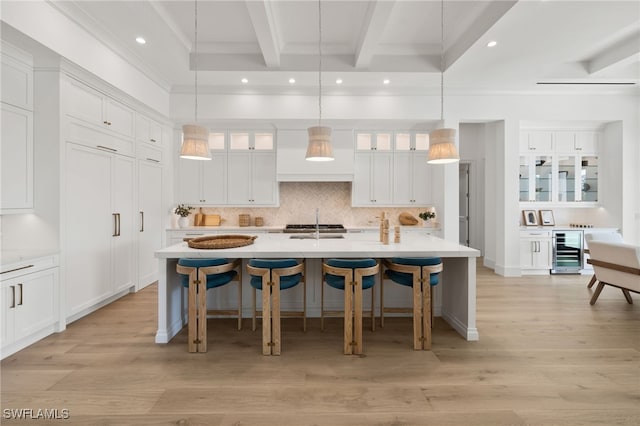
[519,129,599,206]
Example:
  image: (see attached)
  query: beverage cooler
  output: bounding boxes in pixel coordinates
[551,230,584,274]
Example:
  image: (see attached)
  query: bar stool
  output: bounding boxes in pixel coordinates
[176,258,242,353]
[381,257,442,350]
[246,259,306,355]
[321,258,379,355]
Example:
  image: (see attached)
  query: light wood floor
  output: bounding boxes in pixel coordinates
[2,265,639,425]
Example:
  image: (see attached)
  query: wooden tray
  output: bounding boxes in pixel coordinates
[187,234,257,249]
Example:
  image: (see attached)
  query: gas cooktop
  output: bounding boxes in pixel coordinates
[284,224,346,233]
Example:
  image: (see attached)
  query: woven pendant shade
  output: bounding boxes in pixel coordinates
[428,128,459,164]
[180,124,211,160]
[305,126,334,161]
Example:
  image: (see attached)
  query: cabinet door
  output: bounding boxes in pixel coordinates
[534,239,552,269]
[575,131,598,153]
[519,239,535,269]
[1,283,16,346]
[528,131,553,151]
[65,143,112,316]
[352,153,373,206]
[1,103,33,211]
[1,51,33,110]
[13,268,57,339]
[138,160,163,288]
[177,158,203,204]
[251,152,276,205]
[201,154,227,204]
[112,155,136,294]
[392,152,413,204]
[104,98,135,139]
[411,153,432,204]
[64,78,104,127]
[371,153,393,204]
[227,152,252,204]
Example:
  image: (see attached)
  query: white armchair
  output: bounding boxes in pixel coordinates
[587,240,640,305]
[584,232,624,288]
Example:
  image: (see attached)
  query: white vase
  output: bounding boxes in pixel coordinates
[178,216,189,228]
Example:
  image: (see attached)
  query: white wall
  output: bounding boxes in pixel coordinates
[459,124,486,253]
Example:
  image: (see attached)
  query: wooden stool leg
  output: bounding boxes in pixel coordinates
[344,279,353,355]
[412,275,422,350]
[302,266,307,332]
[272,275,281,355]
[354,277,363,355]
[197,269,207,353]
[262,279,272,355]
[587,275,597,288]
[237,267,242,330]
[370,280,375,331]
[187,269,198,353]
[622,289,633,304]
[252,287,257,331]
[423,281,432,350]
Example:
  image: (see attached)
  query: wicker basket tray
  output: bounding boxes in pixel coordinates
[187,234,257,249]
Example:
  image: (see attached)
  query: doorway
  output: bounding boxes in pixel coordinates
[459,162,470,247]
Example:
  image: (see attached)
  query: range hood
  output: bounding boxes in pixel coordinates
[276,129,354,182]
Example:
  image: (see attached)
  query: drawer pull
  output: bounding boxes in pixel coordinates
[1,264,34,275]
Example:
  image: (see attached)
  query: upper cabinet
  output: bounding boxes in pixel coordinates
[64,76,135,140]
[176,130,278,206]
[519,129,600,205]
[352,131,433,207]
[1,43,34,214]
[136,114,163,147]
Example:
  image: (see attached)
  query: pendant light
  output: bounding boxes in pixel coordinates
[180,0,211,161]
[428,0,459,164]
[306,0,334,161]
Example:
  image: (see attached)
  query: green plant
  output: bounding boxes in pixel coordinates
[174,204,194,217]
[418,211,436,221]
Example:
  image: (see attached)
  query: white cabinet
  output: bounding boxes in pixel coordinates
[520,131,553,152]
[393,132,432,204]
[1,103,34,213]
[64,76,135,140]
[227,151,277,205]
[1,44,34,214]
[178,153,227,205]
[136,114,163,146]
[1,255,59,359]
[352,151,393,206]
[137,158,163,289]
[519,129,600,205]
[65,143,135,320]
[520,230,552,274]
[227,131,277,206]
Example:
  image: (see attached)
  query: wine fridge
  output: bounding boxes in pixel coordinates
[551,230,584,274]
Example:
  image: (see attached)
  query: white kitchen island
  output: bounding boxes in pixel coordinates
[154,232,481,344]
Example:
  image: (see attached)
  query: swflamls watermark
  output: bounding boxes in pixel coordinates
[2,408,70,420]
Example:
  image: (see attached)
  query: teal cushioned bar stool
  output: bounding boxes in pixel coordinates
[381,257,442,350]
[176,258,242,353]
[322,258,379,355]
[246,259,306,355]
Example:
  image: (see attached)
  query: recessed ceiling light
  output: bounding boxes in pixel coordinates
[336,78,343,84]
[383,79,390,85]
[135,36,146,45]
[241,78,248,84]
[289,78,296,84]
[487,40,497,47]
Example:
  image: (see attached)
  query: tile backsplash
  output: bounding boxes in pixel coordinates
[179,182,435,228]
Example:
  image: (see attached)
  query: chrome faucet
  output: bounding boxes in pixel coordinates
[315,208,320,240]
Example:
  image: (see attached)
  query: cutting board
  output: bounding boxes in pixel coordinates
[203,214,221,226]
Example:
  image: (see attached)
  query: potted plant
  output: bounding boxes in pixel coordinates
[418,211,436,227]
[174,204,194,228]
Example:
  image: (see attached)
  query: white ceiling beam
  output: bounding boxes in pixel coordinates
[354,1,397,69]
[588,34,640,75]
[245,0,281,68]
[148,1,191,52]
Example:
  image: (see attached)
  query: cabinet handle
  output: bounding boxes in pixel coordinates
[146,158,160,163]
[117,213,121,236]
[1,264,34,275]
[103,120,109,125]
[17,283,23,306]
[10,286,15,308]
[97,145,117,153]
[150,138,156,143]
[113,213,122,236]
[140,211,144,232]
